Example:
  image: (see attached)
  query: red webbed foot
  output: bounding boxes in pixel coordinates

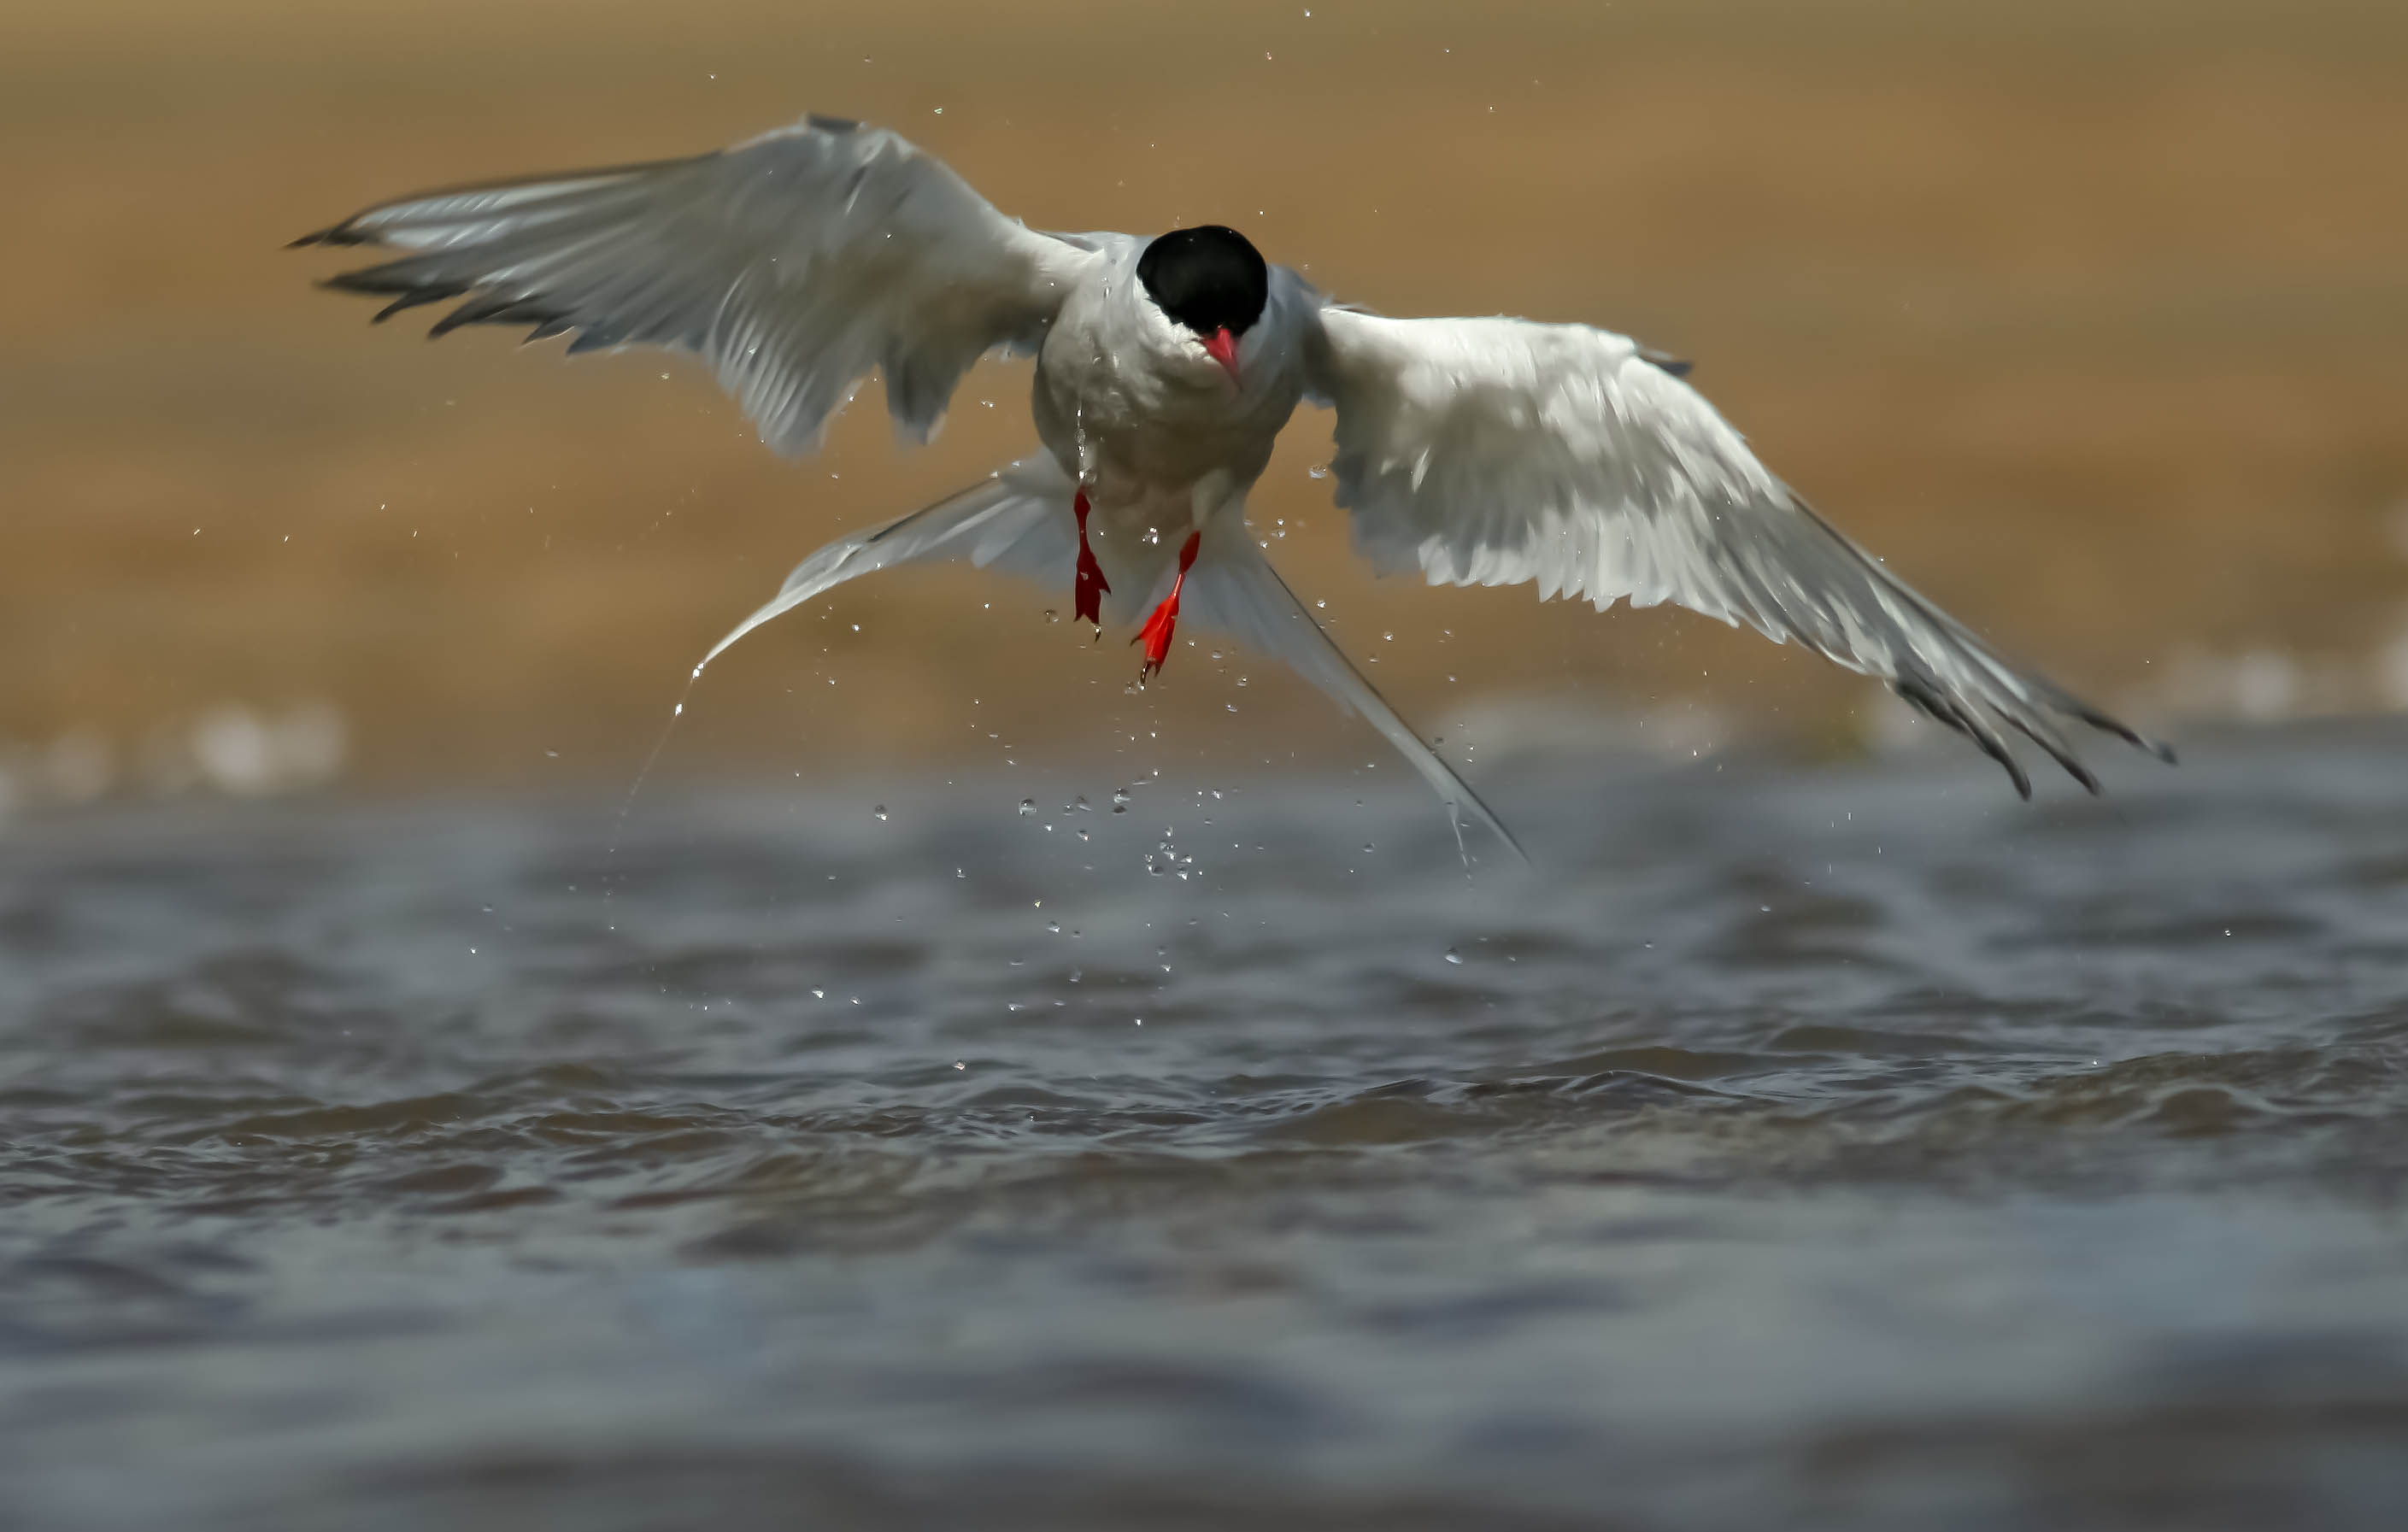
[1072,488,1110,628]
[1132,531,1203,684]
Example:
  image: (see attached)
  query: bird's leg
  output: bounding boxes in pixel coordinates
[1072,488,1110,629]
[1132,531,1202,684]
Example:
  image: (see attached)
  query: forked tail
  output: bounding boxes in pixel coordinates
[1179,523,1524,864]
[693,458,1522,861]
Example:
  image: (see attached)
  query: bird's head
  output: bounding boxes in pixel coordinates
[1136,225,1268,384]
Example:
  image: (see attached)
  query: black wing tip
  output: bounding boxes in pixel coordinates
[1894,678,2177,799]
[2071,704,2178,766]
[290,220,375,249]
[1640,347,1693,378]
[314,264,579,345]
[2121,732,2180,767]
[2026,734,2100,797]
[1894,677,2031,799]
[2000,716,2104,797]
[317,270,462,326]
[426,291,575,340]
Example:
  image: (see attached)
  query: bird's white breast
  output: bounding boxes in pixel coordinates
[1031,257,1312,528]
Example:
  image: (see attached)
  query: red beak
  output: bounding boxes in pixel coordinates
[1201,326,1242,384]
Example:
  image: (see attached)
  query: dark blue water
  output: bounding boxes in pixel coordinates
[6,723,2408,1529]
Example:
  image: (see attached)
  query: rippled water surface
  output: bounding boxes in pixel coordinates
[9,727,2408,1529]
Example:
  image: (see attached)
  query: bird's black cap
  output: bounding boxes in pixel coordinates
[1136,226,1269,338]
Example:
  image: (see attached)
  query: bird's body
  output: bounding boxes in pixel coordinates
[298,112,2170,854]
[1027,235,1313,621]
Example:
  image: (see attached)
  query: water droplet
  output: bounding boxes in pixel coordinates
[1112,788,1131,813]
[1362,842,1375,854]
[811,988,825,999]
[872,804,888,821]
[1443,948,1463,965]
[1047,922,1061,934]
[1072,795,1091,812]
[1018,798,1036,815]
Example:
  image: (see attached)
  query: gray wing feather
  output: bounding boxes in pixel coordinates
[298,115,1102,455]
[1305,308,2170,796]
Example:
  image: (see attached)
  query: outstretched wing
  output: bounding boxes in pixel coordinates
[697,455,1078,674]
[1179,525,1524,863]
[1304,307,2170,796]
[297,114,1103,455]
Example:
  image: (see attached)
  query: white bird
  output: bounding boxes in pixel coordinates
[298,112,2170,856]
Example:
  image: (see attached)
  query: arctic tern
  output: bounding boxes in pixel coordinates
[297,112,2170,854]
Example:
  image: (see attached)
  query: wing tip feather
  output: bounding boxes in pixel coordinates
[2006,716,2104,796]
[318,261,582,344]
[291,212,391,249]
[2076,704,2178,765]
[1895,677,2032,799]
[1894,674,2176,799]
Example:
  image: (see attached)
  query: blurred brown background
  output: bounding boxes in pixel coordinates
[3,0,2405,806]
